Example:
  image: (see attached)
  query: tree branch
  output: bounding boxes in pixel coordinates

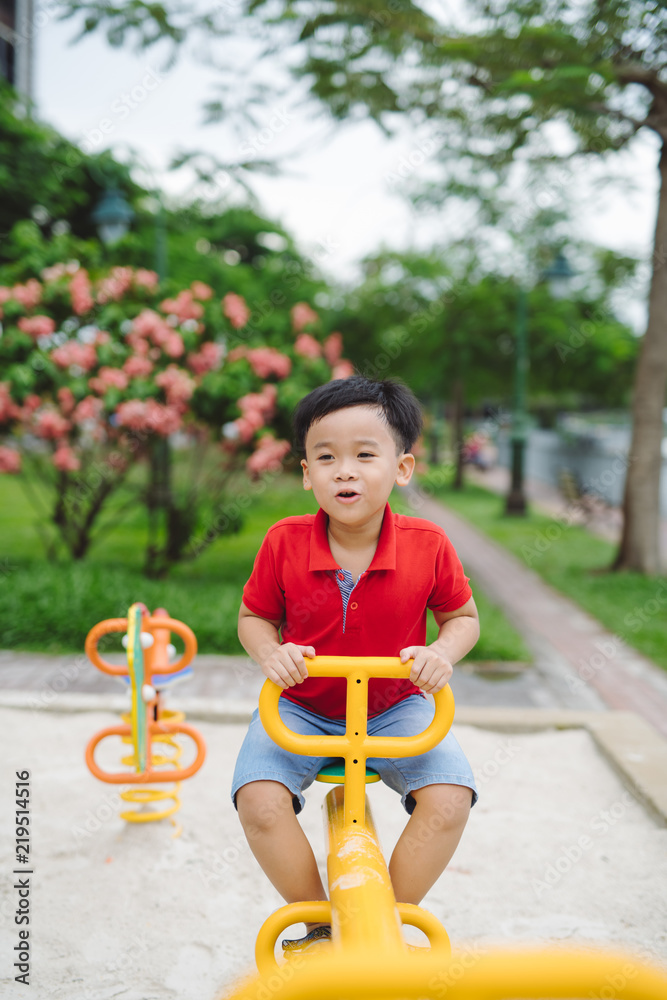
[614,62,667,101]
[587,102,648,132]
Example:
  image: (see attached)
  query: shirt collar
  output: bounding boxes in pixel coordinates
[309,503,396,572]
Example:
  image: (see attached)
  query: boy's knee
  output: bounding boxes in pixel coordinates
[236,780,295,835]
[411,783,472,829]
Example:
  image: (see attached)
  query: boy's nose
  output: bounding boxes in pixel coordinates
[335,465,357,480]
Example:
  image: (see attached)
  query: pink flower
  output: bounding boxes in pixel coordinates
[331,361,355,380]
[123,355,154,379]
[88,367,129,395]
[247,347,292,380]
[51,341,98,373]
[246,436,291,478]
[126,332,150,356]
[291,302,319,333]
[34,409,71,440]
[0,446,21,473]
[41,263,68,283]
[12,279,42,310]
[97,267,134,303]
[20,395,41,419]
[95,331,111,346]
[222,292,250,330]
[134,269,159,291]
[324,331,343,366]
[69,269,94,315]
[115,399,182,436]
[160,290,204,322]
[226,346,248,363]
[0,383,20,424]
[57,387,76,416]
[130,310,163,339]
[52,445,80,473]
[187,341,223,375]
[234,416,261,442]
[18,315,56,340]
[294,333,322,359]
[114,399,147,431]
[191,281,213,300]
[73,396,103,424]
[233,384,278,441]
[164,332,185,358]
[155,366,195,408]
[145,401,182,435]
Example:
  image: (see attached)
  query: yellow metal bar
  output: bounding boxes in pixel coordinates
[255,901,332,975]
[396,903,451,952]
[236,657,667,1000]
[324,784,405,953]
[222,947,667,1000]
[258,656,455,826]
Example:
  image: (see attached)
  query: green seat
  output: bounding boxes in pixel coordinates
[316,762,380,784]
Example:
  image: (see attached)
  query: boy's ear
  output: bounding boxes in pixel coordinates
[395,452,415,487]
[301,458,312,491]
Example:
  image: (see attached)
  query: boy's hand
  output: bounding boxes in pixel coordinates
[400,645,453,694]
[261,643,315,689]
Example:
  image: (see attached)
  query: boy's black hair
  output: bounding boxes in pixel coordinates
[293,376,423,455]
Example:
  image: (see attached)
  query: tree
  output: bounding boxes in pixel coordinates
[0,232,351,576]
[0,80,144,260]
[245,0,663,572]
[333,244,637,485]
[55,0,665,571]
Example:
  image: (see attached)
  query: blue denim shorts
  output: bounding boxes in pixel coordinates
[231,693,478,815]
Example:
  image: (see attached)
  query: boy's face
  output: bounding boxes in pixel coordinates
[301,405,415,529]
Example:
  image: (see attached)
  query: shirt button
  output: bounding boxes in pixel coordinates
[350,602,358,610]
[337,571,344,580]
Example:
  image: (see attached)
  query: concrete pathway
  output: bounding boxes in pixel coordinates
[468,464,667,558]
[404,484,667,739]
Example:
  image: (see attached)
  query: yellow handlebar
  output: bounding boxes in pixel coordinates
[258,656,455,827]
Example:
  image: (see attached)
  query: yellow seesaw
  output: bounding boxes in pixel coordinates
[221,656,667,1000]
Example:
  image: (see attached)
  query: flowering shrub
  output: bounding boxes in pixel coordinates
[0,261,351,573]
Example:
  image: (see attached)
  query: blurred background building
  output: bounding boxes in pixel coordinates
[0,0,33,102]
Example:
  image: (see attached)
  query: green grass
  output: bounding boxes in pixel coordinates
[0,471,531,662]
[421,472,667,671]
[0,473,318,654]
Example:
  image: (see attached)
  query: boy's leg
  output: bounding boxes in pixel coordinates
[366,694,477,904]
[236,779,328,928]
[388,782,472,904]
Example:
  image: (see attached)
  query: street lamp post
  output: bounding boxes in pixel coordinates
[505,286,529,514]
[92,183,167,282]
[91,187,135,247]
[505,250,576,516]
[92,176,171,575]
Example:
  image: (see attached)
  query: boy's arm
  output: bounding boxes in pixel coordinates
[400,596,480,695]
[238,601,315,689]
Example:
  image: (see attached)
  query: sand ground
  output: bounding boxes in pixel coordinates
[1,707,666,1000]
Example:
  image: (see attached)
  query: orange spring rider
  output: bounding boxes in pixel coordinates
[84,603,206,824]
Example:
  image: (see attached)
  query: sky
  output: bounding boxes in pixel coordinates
[34,6,660,322]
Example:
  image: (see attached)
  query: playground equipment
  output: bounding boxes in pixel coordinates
[222,656,667,1000]
[85,603,206,824]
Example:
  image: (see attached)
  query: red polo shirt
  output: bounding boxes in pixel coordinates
[242,503,472,719]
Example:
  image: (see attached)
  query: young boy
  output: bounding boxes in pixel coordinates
[232,376,479,952]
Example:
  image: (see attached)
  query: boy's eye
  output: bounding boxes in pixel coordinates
[317,453,333,461]
[358,452,374,458]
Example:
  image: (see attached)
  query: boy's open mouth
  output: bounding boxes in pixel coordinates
[336,490,359,498]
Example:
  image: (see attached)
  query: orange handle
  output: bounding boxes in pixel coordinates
[85,613,197,676]
[85,720,206,783]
